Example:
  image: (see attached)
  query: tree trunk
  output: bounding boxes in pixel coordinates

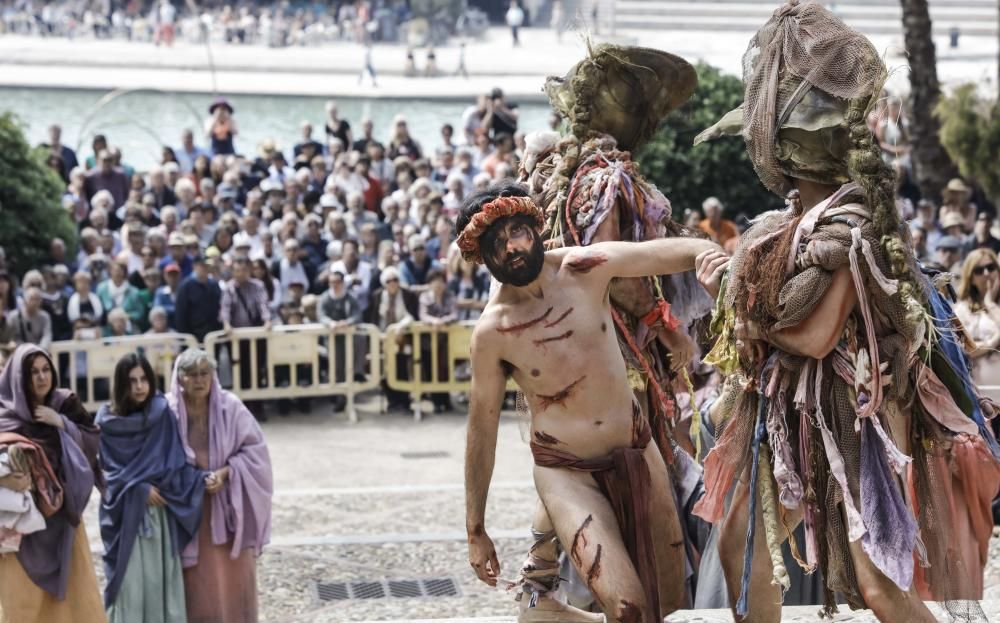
[899,0,958,202]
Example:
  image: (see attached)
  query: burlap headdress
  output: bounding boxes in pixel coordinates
[456,196,545,264]
[544,43,698,151]
[695,0,887,195]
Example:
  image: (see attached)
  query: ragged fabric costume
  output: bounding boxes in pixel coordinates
[511,44,715,616]
[693,2,1000,618]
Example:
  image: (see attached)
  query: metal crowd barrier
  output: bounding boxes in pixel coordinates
[49,333,200,412]
[48,323,492,421]
[203,323,383,424]
[383,321,478,421]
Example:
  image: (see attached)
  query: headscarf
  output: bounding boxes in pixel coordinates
[97,393,205,605]
[166,357,272,567]
[0,344,98,598]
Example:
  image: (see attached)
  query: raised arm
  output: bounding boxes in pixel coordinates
[465,323,506,587]
[563,238,721,282]
[744,266,857,360]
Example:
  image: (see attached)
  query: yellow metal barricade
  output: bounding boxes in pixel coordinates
[383,321,477,421]
[202,323,382,423]
[48,333,199,412]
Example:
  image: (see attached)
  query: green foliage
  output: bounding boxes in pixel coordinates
[935,84,1000,202]
[0,113,76,276]
[636,63,782,220]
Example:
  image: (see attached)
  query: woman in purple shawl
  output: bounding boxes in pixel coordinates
[98,352,206,620]
[0,344,105,622]
[167,348,273,623]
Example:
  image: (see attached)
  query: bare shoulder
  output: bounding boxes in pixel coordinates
[557,243,612,274]
[471,302,503,354]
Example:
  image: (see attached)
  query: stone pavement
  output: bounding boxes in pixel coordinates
[0,23,996,101]
[77,395,1000,622]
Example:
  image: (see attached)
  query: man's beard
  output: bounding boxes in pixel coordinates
[485,235,544,287]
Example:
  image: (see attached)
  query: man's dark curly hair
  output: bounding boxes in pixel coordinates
[455,181,531,237]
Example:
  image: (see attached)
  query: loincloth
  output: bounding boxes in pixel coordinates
[530,402,660,622]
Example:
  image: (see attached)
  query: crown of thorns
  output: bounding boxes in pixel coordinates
[456,196,545,264]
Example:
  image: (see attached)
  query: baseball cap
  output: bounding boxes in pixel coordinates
[217,183,238,200]
[936,235,963,251]
[164,263,181,273]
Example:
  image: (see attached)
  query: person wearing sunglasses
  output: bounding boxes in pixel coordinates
[955,249,1000,404]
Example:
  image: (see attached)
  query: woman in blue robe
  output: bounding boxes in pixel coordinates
[98,353,205,622]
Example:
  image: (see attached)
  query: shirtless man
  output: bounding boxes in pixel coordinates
[461,183,726,623]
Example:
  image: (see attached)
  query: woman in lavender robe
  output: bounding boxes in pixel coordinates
[167,348,273,623]
[0,344,105,622]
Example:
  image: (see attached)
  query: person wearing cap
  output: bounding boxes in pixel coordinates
[273,238,316,301]
[482,87,519,139]
[154,263,183,329]
[84,148,129,208]
[937,211,973,259]
[299,213,328,270]
[940,178,977,234]
[204,97,238,156]
[160,232,193,278]
[174,255,222,342]
[398,234,440,295]
[934,235,965,273]
[267,150,295,184]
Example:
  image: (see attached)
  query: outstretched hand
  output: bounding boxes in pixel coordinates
[468,530,501,587]
[695,249,729,299]
[659,328,695,374]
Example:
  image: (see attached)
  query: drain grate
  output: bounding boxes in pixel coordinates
[399,451,449,459]
[316,577,461,601]
[388,579,422,598]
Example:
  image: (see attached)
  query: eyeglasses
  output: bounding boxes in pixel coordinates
[385,278,399,283]
[972,263,998,276]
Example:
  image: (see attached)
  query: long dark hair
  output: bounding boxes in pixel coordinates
[22,351,55,412]
[111,353,156,417]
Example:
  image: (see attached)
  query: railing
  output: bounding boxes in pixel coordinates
[46,323,509,420]
[383,321,476,421]
[202,324,382,423]
[49,333,200,412]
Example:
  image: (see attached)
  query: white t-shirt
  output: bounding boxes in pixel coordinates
[159,2,176,25]
[506,5,525,27]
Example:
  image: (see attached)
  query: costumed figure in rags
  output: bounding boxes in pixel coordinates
[505,43,721,620]
[461,182,726,623]
[692,2,1000,622]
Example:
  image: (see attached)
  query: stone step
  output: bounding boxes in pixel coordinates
[611,0,998,36]
[611,14,997,37]
[613,0,998,7]
[614,0,997,21]
[350,600,1000,623]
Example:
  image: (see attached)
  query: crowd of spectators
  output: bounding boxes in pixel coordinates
[1,0,419,46]
[1,90,540,413]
